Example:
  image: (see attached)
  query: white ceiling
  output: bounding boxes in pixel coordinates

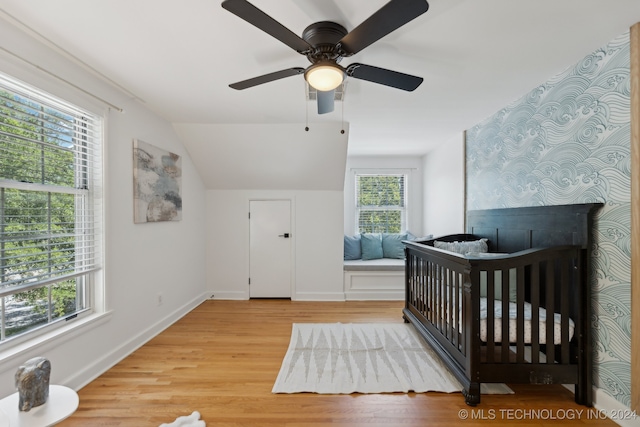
[1,0,640,156]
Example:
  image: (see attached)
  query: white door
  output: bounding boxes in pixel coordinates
[249,200,292,298]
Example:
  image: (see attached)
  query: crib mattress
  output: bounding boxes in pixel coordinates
[479,298,575,345]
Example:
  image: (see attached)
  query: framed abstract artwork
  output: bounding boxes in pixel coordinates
[132,139,182,223]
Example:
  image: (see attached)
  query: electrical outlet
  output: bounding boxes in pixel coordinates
[157,293,163,306]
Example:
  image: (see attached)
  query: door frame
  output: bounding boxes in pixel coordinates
[247,198,296,299]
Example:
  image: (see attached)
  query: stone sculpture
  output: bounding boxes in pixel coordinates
[15,357,51,412]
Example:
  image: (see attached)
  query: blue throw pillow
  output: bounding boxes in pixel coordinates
[361,233,383,260]
[382,233,408,259]
[344,235,362,260]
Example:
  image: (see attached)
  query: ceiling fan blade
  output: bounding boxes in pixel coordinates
[346,63,423,91]
[317,90,335,114]
[338,0,429,56]
[229,68,305,90]
[222,0,312,54]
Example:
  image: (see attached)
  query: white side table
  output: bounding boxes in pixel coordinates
[0,385,79,426]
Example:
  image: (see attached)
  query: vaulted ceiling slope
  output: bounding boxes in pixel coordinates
[1,0,640,157]
[174,123,348,190]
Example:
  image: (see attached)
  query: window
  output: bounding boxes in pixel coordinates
[355,174,406,233]
[0,72,102,343]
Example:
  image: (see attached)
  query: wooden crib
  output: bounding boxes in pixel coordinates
[403,204,601,406]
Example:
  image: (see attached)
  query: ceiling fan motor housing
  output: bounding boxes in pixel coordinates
[302,21,348,63]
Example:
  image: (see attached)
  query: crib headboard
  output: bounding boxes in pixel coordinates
[466,203,602,253]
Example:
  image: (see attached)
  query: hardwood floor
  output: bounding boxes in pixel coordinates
[59,300,617,426]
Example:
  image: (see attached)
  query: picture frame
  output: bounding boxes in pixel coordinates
[132,139,182,223]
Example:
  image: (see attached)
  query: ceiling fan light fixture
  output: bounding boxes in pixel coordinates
[305,62,344,91]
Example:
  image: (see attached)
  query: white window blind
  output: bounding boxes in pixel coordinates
[0,72,102,341]
[355,174,406,233]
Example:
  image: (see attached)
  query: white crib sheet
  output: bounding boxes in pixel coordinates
[479,298,575,345]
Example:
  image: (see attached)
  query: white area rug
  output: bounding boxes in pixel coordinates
[273,323,513,395]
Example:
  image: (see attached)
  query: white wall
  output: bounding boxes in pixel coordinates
[0,16,207,396]
[343,156,424,236]
[422,134,465,236]
[207,190,344,301]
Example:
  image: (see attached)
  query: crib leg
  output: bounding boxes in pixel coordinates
[463,383,481,406]
[575,378,593,407]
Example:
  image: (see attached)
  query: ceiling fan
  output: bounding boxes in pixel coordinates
[221,0,429,114]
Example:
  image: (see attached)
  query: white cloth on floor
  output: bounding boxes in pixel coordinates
[159,411,206,427]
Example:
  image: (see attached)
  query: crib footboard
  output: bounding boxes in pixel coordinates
[403,241,591,407]
[403,242,478,403]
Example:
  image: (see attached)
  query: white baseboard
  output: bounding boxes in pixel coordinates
[593,387,640,427]
[294,292,346,301]
[210,290,248,300]
[62,291,209,391]
[291,292,344,301]
[211,290,346,301]
[345,291,404,300]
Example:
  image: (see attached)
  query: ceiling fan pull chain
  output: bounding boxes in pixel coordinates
[341,82,347,134]
[341,94,345,134]
[305,82,310,132]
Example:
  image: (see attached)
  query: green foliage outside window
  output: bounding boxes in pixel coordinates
[356,174,405,234]
[358,211,402,234]
[0,89,80,338]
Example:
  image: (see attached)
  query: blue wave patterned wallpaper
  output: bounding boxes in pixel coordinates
[466,31,631,406]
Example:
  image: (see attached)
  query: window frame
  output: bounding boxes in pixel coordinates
[354,172,408,234]
[0,71,103,348]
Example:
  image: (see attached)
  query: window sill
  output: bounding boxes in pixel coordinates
[0,310,113,368]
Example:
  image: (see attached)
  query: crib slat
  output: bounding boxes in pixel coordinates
[447,268,453,342]
[409,255,415,310]
[516,266,525,363]
[441,266,447,334]
[451,274,462,348]
[501,268,510,363]
[435,264,440,330]
[416,257,420,313]
[443,267,448,338]
[422,259,428,316]
[531,262,540,364]
[431,263,436,328]
[461,270,468,357]
[439,266,445,334]
[432,262,438,324]
[416,259,427,317]
[417,257,423,314]
[418,257,423,314]
[411,257,416,314]
[429,262,435,324]
[545,260,555,364]
[418,260,429,317]
[422,260,428,319]
[560,255,570,363]
[486,270,495,363]
[444,267,449,340]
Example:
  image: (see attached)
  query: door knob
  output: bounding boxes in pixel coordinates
[278,233,290,238]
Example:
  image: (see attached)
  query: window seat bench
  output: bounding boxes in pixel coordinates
[343,258,405,300]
